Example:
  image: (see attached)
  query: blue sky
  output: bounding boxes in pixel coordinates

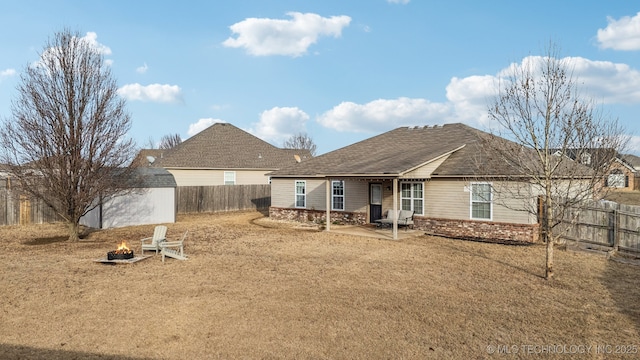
[2,1,640,155]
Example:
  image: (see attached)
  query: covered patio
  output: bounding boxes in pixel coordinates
[327,222,422,241]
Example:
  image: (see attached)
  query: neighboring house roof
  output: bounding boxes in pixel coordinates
[620,154,640,171]
[269,123,590,178]
[154,123,311,169]
[132,149,167,167]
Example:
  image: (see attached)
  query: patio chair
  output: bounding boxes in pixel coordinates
[160,230,188,263]
[140,225,167,255]
[375,209,399,227]
[397,210,415,230]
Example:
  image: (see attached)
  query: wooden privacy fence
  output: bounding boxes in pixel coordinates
[176,185,271,214]
[1,184,271,226]
[554,199,640,255]
[0,189,61,226]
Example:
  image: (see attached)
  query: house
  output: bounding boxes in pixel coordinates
[605,157,637,190]
[268,123,583,242]
[616,154,640,190]
[557,148,638,190]
[148,123,311,186]
[80,167,177,229]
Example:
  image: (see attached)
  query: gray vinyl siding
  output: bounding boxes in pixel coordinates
[271,178,367,212]
[425,178,534,224]
[273,177,535,224]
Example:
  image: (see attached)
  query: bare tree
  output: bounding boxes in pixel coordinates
[283,132,317,156]
[483,43,626,280]
[0,29,138,241]
[159,133,182,149]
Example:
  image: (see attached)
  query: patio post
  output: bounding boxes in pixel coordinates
[325,178,331,232]
[393,178,398,240]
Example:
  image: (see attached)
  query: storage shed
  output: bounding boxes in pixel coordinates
[81,168,177,229]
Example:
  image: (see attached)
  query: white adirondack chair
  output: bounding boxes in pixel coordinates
[160,230,188,263]
[140,225,168,255]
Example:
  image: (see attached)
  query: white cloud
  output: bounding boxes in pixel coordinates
[117,83,183,103]
[36,31,112,69]
[625,135,640,155]
[187,118,226,137]
[597,12,640,50]
[317,97,452,133]
[0,68,16,79]
[494,55,640,104]
[387,0,410,4]
[317,55,640,134]
[249,107,310,143]
[81,32,112,55]
[445,75,495,124]
[222,12,351,57]
[136,63,148,74]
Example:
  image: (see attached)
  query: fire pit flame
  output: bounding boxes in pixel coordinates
[114,240,132,254]
[107,240,134,260]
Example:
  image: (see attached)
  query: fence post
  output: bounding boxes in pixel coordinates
[614,208,620,251]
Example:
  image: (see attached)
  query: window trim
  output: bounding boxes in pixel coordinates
[224,171,236,185]
[470,182,492,220]
[331,180,345,211]
[295,180,306,208]
[400,182,424,215]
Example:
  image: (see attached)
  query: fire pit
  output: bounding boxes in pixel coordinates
[107,241,134,260]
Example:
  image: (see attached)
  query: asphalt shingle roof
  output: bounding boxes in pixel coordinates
[269,123,591,178]
[153,123,311,169]
[271,123,485,177]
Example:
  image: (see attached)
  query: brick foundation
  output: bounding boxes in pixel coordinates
[269,207,366,225]
[415,216,539,243]
[269,207,539,243]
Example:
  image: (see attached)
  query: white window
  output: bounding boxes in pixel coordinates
[332,180,345,211]
[224,171,236,185]
[401,182,423,215]
[295,180,306,208]
[470,182,492,220]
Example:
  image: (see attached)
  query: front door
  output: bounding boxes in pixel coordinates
[370,183,382,223]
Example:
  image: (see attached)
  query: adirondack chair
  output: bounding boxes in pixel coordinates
[140,225,168,255]
[160,230,188,263]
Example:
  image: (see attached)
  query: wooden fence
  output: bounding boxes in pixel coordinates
[0,184,271,226]
[554,200,640,255]
[0,189,61,226]
[176,185,271,214]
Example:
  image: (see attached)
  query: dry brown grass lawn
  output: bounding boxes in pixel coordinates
[1,211,639,359]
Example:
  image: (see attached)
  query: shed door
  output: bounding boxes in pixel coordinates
[370,183,383,223]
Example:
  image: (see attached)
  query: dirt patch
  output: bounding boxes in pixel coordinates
[1,211,639,359]
[23,236,68,246]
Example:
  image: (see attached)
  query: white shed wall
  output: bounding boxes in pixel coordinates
[81,188,175,228]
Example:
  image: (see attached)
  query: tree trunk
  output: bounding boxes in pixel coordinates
[545,234,554,280]
[545,196,554,280]
[67,221,80,242]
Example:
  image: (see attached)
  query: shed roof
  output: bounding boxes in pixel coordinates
[133,168,177,188]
